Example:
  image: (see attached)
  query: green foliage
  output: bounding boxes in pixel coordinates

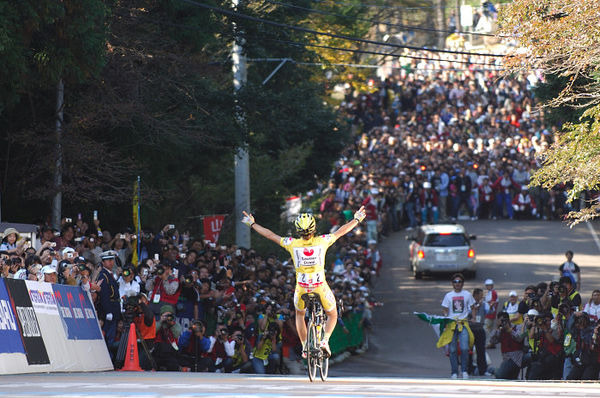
[501,0,600,224]
[0,0,352,240]
[534,74,591,126]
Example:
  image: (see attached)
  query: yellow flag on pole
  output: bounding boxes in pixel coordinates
[132,177,141,266]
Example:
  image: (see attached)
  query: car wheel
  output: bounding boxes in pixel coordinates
[464,270,476,279]
[413,264,423,279]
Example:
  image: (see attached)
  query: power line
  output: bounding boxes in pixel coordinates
[248,57,503,72]
[260,35,503,67]
[116,10,503,69]
[311,0,464,11]
[261,0,501,38]
[177,0,508,58]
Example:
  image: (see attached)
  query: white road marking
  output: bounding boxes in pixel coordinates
[586,221,600,252]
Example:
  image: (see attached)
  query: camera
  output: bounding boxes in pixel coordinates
[123,296,141,322]
[535,316,545,326]
[558,285,567,294]
[267,322,279,337]
[156,266,165,275]
[161,313,175,326]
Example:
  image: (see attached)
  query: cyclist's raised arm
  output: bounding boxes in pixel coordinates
[242,211,282,245]
[333,206,366,240]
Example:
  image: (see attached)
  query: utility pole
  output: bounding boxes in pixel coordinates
[52,78,64,230]
[233,0,250,248]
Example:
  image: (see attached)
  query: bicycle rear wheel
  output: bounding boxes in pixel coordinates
[306,320,318,382]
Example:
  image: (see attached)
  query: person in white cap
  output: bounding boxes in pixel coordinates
[484,279,498,348]
[41,265,58,284]
[501,291,522,325]
[366,239,382,276]
[97,250,122,343]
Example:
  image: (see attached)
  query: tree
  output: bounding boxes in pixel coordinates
[0,0,353,235]
[499,0,600,224]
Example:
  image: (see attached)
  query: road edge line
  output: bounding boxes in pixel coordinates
[585,221,600,252]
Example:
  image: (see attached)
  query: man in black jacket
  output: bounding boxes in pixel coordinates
[452,168,475,221]
[97,250,122,344]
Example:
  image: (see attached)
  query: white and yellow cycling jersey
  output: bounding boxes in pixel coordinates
[280,234,337,312]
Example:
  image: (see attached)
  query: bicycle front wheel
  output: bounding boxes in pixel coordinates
[306,320,318,382]
[319,326,329,381]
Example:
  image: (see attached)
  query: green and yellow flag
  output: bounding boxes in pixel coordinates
[132,177,141,267]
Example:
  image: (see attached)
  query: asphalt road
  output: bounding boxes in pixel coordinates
[2,372,600,397]
[330,219,600,378]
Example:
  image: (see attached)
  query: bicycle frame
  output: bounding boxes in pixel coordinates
[303,293,329,382]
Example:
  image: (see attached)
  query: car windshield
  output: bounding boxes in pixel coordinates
[423,233,468,247]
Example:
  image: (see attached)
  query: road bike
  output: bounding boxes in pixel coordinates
[302,293,329,382]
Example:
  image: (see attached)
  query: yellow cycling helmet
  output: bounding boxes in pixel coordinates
[294,213,316,235]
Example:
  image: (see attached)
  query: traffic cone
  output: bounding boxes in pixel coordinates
[120,323,142,371]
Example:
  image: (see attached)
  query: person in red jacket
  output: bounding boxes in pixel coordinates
[361,191,379,243]
[488,311,525,379]
[478,177,495,220]
[492,171,519,219]
[146,264,181,319]
[512,186,537,220]
[419,181,439,224]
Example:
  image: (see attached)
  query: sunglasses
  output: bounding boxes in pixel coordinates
[452,280,464,284]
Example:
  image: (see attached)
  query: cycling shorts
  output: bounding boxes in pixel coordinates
[293,281,336,313]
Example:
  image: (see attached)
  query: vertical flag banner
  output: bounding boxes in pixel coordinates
[132,176,141,266]
[203,215,226,243]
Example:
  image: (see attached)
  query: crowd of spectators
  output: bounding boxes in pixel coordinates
[444,249,600,381]
[310,49,596,241]
[0,213,379,373]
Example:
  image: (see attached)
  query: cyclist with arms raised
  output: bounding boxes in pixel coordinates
[242,207,366,357]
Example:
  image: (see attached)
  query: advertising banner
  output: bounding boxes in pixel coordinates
[27,281,59,316]
[5,279,50,365]
[52,284,102,340]
[0,279,25,355]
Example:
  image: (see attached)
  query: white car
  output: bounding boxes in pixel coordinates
[406,224,477,279]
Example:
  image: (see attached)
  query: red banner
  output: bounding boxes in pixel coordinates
[203,215,225,243]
